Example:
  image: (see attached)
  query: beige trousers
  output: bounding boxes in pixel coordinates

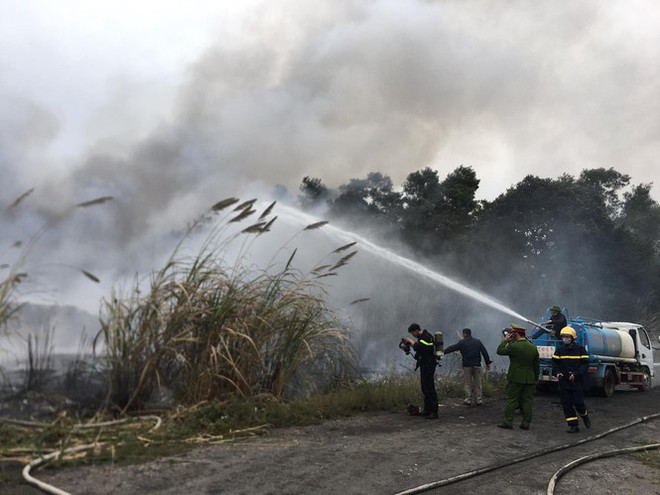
[463,366,483,404]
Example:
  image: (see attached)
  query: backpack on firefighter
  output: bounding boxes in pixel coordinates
[400,330,444,368]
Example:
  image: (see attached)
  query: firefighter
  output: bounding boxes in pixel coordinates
[552,326,592,433]
[532,305,567,339]
[405,323,438,419]
[545,305,567,336]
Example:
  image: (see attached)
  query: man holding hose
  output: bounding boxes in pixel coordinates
[405,323,439,419]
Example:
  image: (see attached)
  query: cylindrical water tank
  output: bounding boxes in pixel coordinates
[584,327,635,359]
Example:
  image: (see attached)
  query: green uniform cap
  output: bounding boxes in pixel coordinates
[510,323,526,334]
[551,305,562,312]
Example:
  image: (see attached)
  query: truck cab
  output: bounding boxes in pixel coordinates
[532,311,654,397]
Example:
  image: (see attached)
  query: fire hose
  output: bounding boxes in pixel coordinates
[546,442,660,495]
[0,415,163,495]
[394,411,660,495]
[521,318,554,334]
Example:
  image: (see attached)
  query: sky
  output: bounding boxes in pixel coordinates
[1,0,660,359]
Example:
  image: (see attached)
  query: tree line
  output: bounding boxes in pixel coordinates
[298,166,660,323]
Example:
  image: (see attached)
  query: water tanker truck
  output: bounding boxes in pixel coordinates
[531,311,654,397]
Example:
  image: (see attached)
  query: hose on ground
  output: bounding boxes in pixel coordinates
[394,411,660,495]
[1,414,162,431]
[22,443,106,495]
[17,415,162,495]
[546,442,660,495]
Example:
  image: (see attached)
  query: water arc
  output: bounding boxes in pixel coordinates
[278,205,531,324]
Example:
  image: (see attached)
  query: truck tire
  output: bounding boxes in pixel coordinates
[602,368,616,397]
[636,368,651,392]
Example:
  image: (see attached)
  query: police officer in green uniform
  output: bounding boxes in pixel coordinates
[496,323,540,430]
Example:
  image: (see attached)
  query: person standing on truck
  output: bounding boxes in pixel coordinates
[545,305,567,336]
[552,326,592,433]
[496,323,540,430]
[444,328,492,406]
[405,323,439,419]
[532,305,567,339]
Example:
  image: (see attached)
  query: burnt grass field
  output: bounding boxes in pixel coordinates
[3,384,660,495]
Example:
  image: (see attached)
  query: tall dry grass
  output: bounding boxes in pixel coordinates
[0,262,26,332]
[1,190,110,331]
[97,198,356,412]
[23,325,56,392]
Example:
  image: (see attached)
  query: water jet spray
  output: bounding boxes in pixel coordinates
[278,205,547,331]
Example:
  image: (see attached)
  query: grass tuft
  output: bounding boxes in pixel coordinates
[96,199,357,413]
[75,196,114,208]
[303,221,329,231]
[211,198,240,212]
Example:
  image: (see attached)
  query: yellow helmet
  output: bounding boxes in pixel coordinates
[560,326,577,339]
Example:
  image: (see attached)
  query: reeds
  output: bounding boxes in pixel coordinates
[1,191,112,331]
[0,264,26,331]
[23,326,56,392]
[97,199,357,412]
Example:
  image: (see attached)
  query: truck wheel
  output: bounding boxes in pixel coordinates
[636,369,651,392]
[602,369,616,397]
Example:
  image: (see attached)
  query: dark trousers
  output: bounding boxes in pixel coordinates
[559,384,587,426]
[420,364,438,414]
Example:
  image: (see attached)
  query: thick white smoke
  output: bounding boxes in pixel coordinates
[1,0,659,365]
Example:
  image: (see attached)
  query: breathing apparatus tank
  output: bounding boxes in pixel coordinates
[434,331,444,362]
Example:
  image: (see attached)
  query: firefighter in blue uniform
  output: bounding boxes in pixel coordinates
[405,323,438,419]
[552,326,592,433]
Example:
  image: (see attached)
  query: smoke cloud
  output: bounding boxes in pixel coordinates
[2,1,659,368]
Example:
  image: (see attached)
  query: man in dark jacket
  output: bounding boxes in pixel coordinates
[496,323,540,430]
[444,328,492,406]
[532,305,567,339]
[552,326,592,433]
[545,305,567,336]
[405,323,438,419]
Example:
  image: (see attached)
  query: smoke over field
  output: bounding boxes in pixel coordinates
[1,1,659,377]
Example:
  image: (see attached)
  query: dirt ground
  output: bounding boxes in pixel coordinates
[4,384,660,495]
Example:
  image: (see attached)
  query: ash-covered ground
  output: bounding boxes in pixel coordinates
[4,385,660,495]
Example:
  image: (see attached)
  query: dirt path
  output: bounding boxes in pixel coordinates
[9,386,660,495]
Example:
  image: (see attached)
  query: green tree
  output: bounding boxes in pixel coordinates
[400,166,480,255]
[439,165,481,240]
[299,176,331,210]
[365,172,402,218]
[331,172,401,223]
[400,167,445,253]
[577,167,630,217]
[621,183,660,251]
[470,169,658,318]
